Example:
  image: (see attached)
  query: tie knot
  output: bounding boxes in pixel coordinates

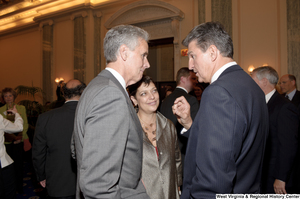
[285,95,290,100]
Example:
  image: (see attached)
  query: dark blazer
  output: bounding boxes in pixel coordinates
[73,69,149,198]
[32,101,78,197]
[291,90,300,107]
[160,87,199,155]
[181,65,269,199]
[261,91,299,193]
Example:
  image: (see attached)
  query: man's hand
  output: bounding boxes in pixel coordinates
[40,180,46,188]
[172,96,193,130]
[274,179,287,194]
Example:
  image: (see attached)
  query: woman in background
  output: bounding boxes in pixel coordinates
[128,75,182,199]
[0,87,29,194]
[0,105,23,199]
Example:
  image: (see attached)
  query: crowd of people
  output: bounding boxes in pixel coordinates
[0,22,300,199]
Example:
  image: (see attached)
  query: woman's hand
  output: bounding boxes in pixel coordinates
[9,105,19,114]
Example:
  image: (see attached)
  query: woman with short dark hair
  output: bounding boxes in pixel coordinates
[128,76,182,199]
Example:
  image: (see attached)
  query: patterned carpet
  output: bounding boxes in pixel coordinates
[16,153,47,199]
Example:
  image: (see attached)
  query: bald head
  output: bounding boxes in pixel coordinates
[279,74,296,94]
[63,79,86,100]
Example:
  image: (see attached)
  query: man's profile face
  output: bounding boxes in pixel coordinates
[279,75,294,94]
[187,40,213,83]
[190,71,198,88]
[126,39,150,86]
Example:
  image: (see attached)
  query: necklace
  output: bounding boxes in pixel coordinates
[138,113,157,138]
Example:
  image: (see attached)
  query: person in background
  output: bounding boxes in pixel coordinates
[172,22,269,198]
[251,66,299,194]
[0,105,23,199]
[0,87,29,194]
[54,80,66,108]
[279,74,300,107]
[128,75,182,199]
[160,67,199,167]
[32,79,86,199]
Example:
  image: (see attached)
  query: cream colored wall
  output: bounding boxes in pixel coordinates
[53,19,74,99]
[0,0,291,101]
[0,28,42,103]
[233,0,287,77]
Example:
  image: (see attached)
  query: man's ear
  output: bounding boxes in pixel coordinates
[119,44,128,61]
[262,78,268,87]
[130,96,138,106]
[291,80,296,86]
[180,76,186,84]
[208,45,219,61]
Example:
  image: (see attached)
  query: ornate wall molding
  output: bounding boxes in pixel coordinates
[104,0,184,29]
[104,0,184,78]
[70,10,88,20]
[42,24,53,102]
[39,19,53,31]
[94,11,102,76]
[211,0,232,38]
[287,0,300,88]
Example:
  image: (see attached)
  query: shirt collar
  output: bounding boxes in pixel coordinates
[105,67,127,92]
[65,100,79,103]
[266,89,276,103]
[176,86,188,93]
[211,61,237,84]
[286,88,296,100]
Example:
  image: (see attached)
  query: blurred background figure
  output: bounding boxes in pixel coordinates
[53,80,66,108]
[128,75,182,199]
[279,74,300,107]
[0,87,30,194]
[160,67,199,168]
[33,79,86,199]
[252,67,299,194]
[0,105,23,199]
[164,86,174,99]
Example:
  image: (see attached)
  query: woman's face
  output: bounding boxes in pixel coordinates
[131,82,159,114]
[3,92,14,104]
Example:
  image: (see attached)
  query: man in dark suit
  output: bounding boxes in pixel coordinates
[160,67,199,163]
[32,79,86,198]
[252,66,299,194]
[73,25,150,198]
[279,74,300,107]
[172,22,269,198]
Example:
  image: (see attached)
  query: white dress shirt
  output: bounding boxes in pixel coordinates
[265,89,276,103]
[286,88,296,100]
[105,67,127,93]
[211,61,237,84]
[176,86,188,93]
[181,61,237,134]
[0,113,23,168]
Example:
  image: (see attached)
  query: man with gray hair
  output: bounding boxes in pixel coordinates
[172,22,268,198]
[251,66,299,194]
[73,25,150,198]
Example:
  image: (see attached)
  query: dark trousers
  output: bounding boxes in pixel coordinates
[0,163,3,199]
[5,142,24,193]
[1,163,16,199]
